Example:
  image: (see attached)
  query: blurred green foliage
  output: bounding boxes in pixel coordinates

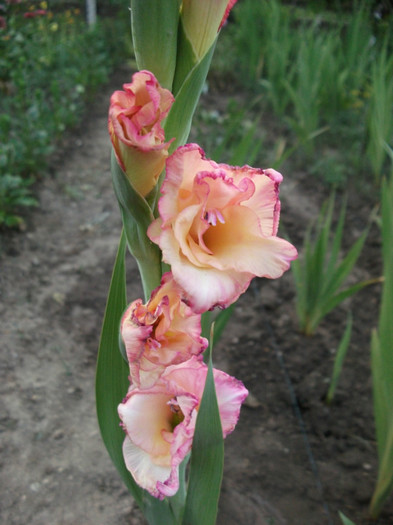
[0,1,131,227]
[211,0,393,186]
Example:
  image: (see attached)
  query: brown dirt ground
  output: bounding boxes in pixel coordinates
[0,67,392,525]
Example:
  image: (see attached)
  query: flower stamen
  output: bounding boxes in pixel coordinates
[167,398,185,429]
[204,208,225,226]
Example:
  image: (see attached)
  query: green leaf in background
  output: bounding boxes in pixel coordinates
[182,328,224,525]
[213,303,236,343]
[95,229,144,507]
[164,42,216,152]
[326,312,352,404]
[369,177,393,519]
[370,331,393,519]
[339,511,356,525]
[130,0,180,91]
[111,151,162,300]
[291,193,372,335]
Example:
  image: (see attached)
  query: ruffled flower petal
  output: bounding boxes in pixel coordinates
[149,144,297,311]
[118,357,247,499]
[121,273,207,387]
[108,70,174,196]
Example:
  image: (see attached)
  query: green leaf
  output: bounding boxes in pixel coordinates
[168,455,189,523]
[370,332,393,517]
[111,151,162,300]
[292,192,371,335]
[96,230,176,525]
[130,0,180,90]
[326,313,352,404]
[172,19,198,96]
[371,330,390,468]
[182,329,224,525]
[200,304,236,348]
[320,228,369,303]
[369,423,393,519]
[201,311,212,340]
[369,177,393,519]
[96,229,144,507]
[325,195,347,286]
[339,511,356,525]
[164,42,216,152]
[379,178,393,385]
[213,303,236,344]
[312,277,376,334]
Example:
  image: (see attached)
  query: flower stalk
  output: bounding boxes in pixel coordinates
[97,2,297,524]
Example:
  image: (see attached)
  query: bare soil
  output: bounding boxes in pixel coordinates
[0,68,392,525]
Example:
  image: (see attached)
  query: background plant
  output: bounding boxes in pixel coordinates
[369,176,393,519]
[366,43,393,182]
[216,0,393,186]
[291,194,371,336]
[0,1,130,227]
[325,312,352,404]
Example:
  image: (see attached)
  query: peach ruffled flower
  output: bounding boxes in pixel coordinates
[108,70,174,196]
[148,144,298,313]
[118,357,248,499]
[121,272,207,388]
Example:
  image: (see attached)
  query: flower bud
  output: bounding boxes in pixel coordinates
[108,70,174,197]
[181,0,237,60]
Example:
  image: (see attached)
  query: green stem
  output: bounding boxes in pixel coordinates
[134,256,162,301]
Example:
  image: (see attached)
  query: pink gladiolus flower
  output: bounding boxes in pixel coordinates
[118,357,248,499]
[181,0,238,59]
[148,144,298,313]
[108,70,174,197]
[121,273,207,388]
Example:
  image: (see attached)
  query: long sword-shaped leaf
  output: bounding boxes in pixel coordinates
[370,331,393,518]
[320,228,369,303]
[164,42,216,152]
[324,195,347,287]
[213,303,236,344]
[309,277,379,335]
[96,230,144,507]
[326,313,352,404]
[378,178,393,387]
[182,330,224,525]
[369,421,393,519]
[369,177,393,518]
[96,231,176,524]
[371,330,390,472]
[339,512,356,525]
